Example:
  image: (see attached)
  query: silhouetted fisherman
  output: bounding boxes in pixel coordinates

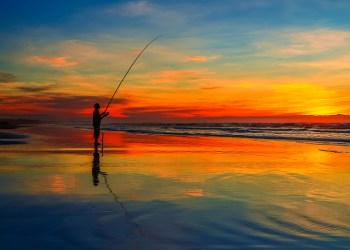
[93,103,109,146]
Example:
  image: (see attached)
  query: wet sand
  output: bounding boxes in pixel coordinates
[1,125,350,249]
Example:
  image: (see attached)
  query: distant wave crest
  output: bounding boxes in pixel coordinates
[79,123,350,145]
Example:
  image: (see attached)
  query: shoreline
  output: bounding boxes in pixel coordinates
[100,128,350,146]
[1,123,349,151]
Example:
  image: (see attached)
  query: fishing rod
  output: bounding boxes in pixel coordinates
[104,35,161,113]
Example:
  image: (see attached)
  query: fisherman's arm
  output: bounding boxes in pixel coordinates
[100,112,109,119]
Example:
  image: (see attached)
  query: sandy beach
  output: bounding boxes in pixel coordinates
[1,124,350,249]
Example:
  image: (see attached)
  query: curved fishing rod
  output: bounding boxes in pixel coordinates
[104,35,161,113]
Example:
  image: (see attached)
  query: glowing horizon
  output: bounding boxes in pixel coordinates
[1,0,350,123]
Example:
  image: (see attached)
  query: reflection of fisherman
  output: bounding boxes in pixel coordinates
[92,149,107,186]
[92,151,100,186]
[93,103,109,146]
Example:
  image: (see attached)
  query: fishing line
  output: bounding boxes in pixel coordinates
[101,172,143,248]
[104,35,161,113]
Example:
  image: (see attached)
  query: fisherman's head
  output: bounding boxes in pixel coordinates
[94,103,100,109]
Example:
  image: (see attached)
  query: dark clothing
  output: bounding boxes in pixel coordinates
[93,109,101,139]
[92,108,108,142]
[93,109,101,127]
[93,127,100,139]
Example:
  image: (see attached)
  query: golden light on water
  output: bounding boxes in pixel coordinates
[28,175,77,194]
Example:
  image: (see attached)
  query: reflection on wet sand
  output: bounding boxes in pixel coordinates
[92,146,102,186]
[92,143,142,249]
[1,126,350,249]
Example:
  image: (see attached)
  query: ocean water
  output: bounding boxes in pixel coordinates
[1,125,350,249]
[99,123,350,145]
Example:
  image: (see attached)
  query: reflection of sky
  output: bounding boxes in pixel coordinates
[1,1,350,121]
[1,128,349,200]
[1,128,350,247]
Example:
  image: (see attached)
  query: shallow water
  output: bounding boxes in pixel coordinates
[1,126,350,249]
[93,123,350,145]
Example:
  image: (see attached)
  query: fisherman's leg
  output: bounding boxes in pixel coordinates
[94,129,101,146]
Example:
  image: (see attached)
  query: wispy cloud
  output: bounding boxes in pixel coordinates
[56,40,119,61]
[156,69,213,83]
[281,54,350,69]
[0,93,111,116]
[0,72,16,83]
[276,29,350,55]
[200,84,222,90]
[31,56,80,67]
[117,1,199,26]
[122,1,154,16]
[17,82,56,92]
[183,55,220,62]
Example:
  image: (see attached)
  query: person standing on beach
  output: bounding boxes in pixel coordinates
[93,103,109,146]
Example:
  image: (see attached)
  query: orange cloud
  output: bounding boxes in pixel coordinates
[31,56,80,67]
[160,70,200,77]
[184,55,220,62]
[201,84,221,90]
[154,69,213,84]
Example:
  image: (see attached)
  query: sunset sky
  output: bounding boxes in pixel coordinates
[1,0,350,123]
